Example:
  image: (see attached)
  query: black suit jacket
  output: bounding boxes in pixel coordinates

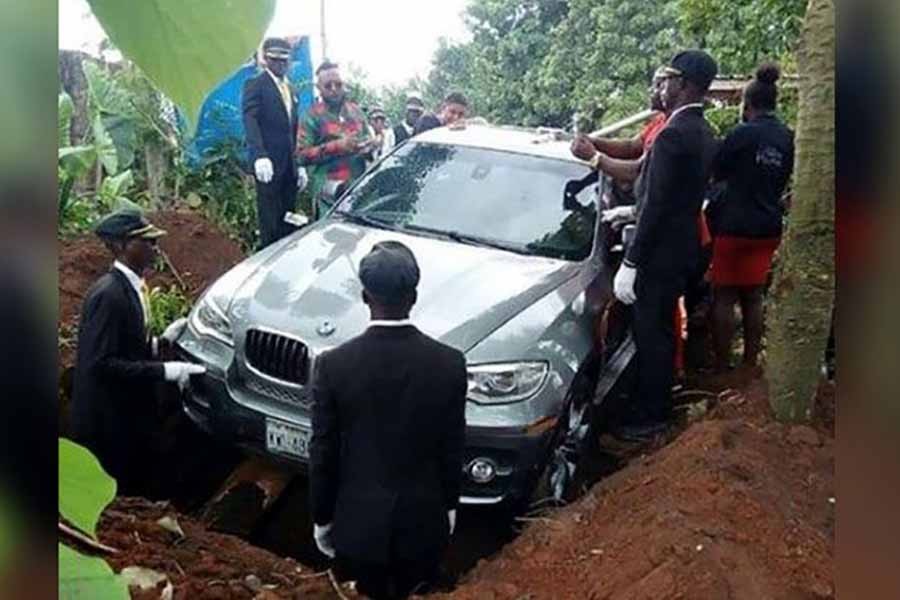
[627,106,718,275]
[71,269,164,479]
[242,71,299,180]
[393,122,413,145]
[310,325,467,564]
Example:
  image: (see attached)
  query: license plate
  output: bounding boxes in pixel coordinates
[265,419,310,459]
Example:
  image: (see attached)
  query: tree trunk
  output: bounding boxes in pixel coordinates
[144,140,168,207]
[765,0,835,422]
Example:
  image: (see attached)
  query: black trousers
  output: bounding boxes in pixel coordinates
[256,172,297,249]
[632,269,686,423]
[336,554,440,600]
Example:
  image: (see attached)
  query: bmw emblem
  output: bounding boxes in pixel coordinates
[317,320,336,337]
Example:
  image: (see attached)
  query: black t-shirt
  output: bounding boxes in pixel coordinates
[708,114,795,239]
[413,113,442,136]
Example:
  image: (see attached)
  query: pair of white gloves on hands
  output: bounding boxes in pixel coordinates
[313,510,458,559]
[159,317,206,391]
[253,158,308,192]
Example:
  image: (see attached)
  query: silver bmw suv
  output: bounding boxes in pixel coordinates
[176,124,635,507]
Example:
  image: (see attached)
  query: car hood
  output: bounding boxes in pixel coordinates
[229,220,581,353]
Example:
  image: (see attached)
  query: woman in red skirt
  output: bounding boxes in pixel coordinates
[706,64,795,372]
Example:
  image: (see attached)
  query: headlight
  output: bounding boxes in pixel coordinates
[190,295,234,346]
[467,362,548,405]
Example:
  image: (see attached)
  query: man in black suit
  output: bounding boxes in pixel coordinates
[309,241,467,599]
[242,38,301,248]
[71,209,205,494]
[613,50,719,439]
[392,93,425,145]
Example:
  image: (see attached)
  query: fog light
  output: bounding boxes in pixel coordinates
[467,458,497,484]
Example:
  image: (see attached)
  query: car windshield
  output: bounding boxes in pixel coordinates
[334,142,598,261]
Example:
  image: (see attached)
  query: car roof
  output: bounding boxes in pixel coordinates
[413,124,584,164]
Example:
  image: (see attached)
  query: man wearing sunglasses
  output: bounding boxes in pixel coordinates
[297,61,375,218]
[242,37,302,248]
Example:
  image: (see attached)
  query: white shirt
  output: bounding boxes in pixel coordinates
[369,319,413,328]
[668,102,704,121]
[113,260,148,326]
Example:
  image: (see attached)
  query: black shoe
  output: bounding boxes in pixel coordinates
[610,421,669,443]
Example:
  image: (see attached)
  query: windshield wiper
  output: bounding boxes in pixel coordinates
[333,211,398,231]
[399,223,531,255]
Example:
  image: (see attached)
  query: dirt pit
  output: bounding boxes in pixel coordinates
[441,379,835,600]
[89,377,833,600]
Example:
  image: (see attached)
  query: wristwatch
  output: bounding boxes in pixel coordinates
[589,153,602,170]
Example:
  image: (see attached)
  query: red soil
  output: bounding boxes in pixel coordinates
[442,380,835,600]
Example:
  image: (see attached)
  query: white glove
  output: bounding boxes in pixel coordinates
[601,205,636,228]
[313,523,335,558]
[254,158,274,183]
[161,317,188,344]
[448,509,457,536]
[297,166,308,191]
[163,362,206,392]
[614,264,637,305]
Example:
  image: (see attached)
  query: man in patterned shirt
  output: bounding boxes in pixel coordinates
[297,61,375,219]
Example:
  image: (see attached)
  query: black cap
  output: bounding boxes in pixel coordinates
[406,93,425,110]
[263,38,291,60]
[94,208,167,241]
[359,241,420,303]
[664,50,718,91]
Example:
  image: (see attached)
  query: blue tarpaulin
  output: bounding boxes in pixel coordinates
[184,36,314,169]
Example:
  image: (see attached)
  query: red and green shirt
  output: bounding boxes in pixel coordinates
[296,100,371,207]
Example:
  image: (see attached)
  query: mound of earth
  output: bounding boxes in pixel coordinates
[98,497,341,600]
[59,209,244,334]
[442,380,835,600]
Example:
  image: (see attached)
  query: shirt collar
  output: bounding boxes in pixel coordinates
[113,260,144,295]
[369,319,413,328]
[668,102,704,121]
[266,68,284,85]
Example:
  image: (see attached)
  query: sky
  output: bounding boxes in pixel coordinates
[58,0,471,88]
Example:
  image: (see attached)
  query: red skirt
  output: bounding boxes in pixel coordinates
[711,235,781,286]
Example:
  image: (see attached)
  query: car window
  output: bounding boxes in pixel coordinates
[335,142,597,261]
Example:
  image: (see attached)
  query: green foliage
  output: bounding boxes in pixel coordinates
[425,0,684,128]
[706,104,741,136]
[147,286,192,337]
[96,170,134,209]
[59,93,74,147]
[421,0,804,130]
[176,139,260,251]
[677,0,806,74]
[85,0,277,128]
[58,196,101,237]
[58,439,117,537]
[59,543,129,600]
[58,440,127,598]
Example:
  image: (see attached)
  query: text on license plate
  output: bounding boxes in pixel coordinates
[265,419,310,459]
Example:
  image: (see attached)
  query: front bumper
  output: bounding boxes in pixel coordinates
[182,369,557,506]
